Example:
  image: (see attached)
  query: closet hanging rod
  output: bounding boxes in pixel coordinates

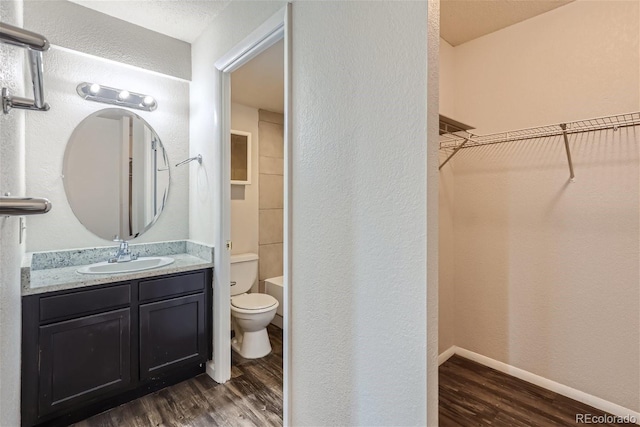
[0,21,50,113]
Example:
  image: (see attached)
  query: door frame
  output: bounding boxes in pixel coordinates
[213,5,292,424]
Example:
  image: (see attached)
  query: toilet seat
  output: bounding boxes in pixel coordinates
[231,293,278,313]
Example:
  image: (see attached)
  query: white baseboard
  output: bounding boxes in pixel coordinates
[205,361,216,381]
[206,361,229,384]
[438,346,456,366]
[452,347,640,424]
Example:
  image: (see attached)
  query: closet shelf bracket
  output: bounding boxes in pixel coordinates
[560,124,576,182]
[439,138,469,170]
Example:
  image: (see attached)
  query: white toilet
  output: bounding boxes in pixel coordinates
[230,253,279,359]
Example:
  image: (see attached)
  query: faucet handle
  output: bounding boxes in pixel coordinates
[111,238,129,255]
[108,237,136,262]
[120,241,129,252]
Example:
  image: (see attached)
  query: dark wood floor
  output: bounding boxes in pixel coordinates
[72,324,283,427]
[75,335,631,427]
[439,355,631,427]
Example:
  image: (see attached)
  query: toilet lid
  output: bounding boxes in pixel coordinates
[231,293,277,310]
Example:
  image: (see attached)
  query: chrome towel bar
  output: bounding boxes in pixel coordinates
[0,22,48,50]
[0,21,50,114]
[175,154,202,167]
[0,197,52,216]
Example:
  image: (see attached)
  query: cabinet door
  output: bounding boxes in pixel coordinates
[139,293,206,379]
[38,308,131,416]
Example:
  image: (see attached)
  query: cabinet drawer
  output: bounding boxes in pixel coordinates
[139,271,205,302]
[40,284,130,323]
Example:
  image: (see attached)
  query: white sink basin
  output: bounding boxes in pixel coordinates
[77,257,175,275]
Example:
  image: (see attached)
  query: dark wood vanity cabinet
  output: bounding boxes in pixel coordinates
[22,269,212,427]
[38,308,131,417]
[139,293,206,379]
[137,271,209,380]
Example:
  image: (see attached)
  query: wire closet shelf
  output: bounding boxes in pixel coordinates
[440,112,640,151]
[439,112,640,179]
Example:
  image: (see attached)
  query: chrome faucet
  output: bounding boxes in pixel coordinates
[108,239,138,263]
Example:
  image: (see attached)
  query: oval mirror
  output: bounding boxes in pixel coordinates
[63,108,170,241]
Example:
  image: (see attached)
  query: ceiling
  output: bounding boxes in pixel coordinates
[70,0,576,48]
[67,0,574,111]
[441,0,574,46]
[68,0,232,43]
[231,40,284,114]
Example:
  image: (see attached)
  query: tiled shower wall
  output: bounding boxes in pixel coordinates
[258,110,284,291]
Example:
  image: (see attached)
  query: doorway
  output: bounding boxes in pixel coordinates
[212,5,291,425]
[437,0,640,423]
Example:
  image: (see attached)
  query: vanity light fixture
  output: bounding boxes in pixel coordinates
[76,82,157,112]
[142,95,155,107]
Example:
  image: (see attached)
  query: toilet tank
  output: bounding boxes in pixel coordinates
[230,253,259,296]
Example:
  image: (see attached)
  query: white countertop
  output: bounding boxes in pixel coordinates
[21,240,214,296]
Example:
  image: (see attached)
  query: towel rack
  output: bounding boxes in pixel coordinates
[0,21,50,114]
[0,197,52,216]
[439,112,640,180]
[175,154,202,167]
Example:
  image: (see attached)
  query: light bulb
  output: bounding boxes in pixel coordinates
[142,95,155,106]
[89,83,100,94]
[118,90,130,100]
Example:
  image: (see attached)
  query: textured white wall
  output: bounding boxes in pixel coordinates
[23,0,191,80]
[189,0,285,246]
[291,2,428,425]
[439,38,456,119]
[439,37,456,355]
[190,0,286,386]
[453,0,639,134]
[193,1,434,424]
[230,103,259,256]
[438,163,455,355]
[449,0,640,411]
[0,1,25,423]
[426,2,440,423]
[25,46,190,252]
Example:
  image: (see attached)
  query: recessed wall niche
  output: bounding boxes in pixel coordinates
[231,130,251,185]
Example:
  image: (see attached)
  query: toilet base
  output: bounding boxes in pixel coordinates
[231,328,272,359]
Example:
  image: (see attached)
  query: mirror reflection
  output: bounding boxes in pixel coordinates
[63,108,170,241]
